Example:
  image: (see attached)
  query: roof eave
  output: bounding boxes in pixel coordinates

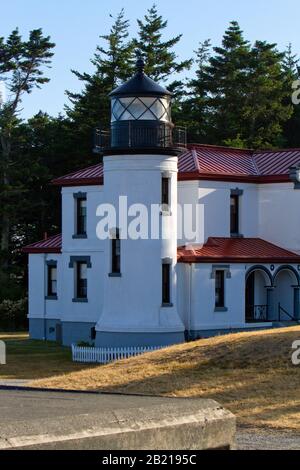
[22,247,61,254]
[178,257,300,264]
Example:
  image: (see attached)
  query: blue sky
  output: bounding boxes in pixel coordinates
[1,0,300,119]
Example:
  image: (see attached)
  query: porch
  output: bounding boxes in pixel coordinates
[245,265,300,324]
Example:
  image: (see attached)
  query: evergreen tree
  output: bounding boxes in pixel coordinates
[0,28,55,271]
[243,41,293,148]
[134,4,192,82]
[282,44,300,148]
[203,21,251,146]
[65,9,135,162]
[181,40,212,142]
[202,21,293,148]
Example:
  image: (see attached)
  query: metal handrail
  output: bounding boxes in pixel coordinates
[246,304,268,322]
[93,125,187,153]
[278,303,299,322]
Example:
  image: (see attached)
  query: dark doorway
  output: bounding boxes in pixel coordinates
[56,323,62,344]
[245,272,255,321]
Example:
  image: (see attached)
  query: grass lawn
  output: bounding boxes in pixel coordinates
[0,332,91,380]
[30,326,300,431]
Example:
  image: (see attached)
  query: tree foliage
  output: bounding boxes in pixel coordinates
[133,3,192,81]
[0,28,55,291]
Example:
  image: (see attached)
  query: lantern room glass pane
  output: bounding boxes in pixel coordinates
[139,110,157,120]
[149,98,170,121]
[111,96,171,122]
[139,97,156,108]
[119,97,135,107]
[111,99,125,121]
[120,110,135,120]
[127,98,146,119]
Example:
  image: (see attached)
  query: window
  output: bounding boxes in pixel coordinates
[161,177,170,209]
[111,229,121,274]
[69,256,91,302]
[76,262,87,299]
[230,194,239,235]
[76,196,87,236]
[162,263,171,305]
[215,270,225,309]
[47,265,57,297]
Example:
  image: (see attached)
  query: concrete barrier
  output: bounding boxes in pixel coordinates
[0,390,236,450]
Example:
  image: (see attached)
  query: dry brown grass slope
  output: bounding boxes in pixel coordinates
[31,326,300,430]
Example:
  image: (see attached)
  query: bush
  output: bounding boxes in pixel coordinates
[0,298,28,331]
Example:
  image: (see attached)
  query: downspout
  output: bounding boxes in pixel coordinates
[187,263,192,339]
[43,253,47,341]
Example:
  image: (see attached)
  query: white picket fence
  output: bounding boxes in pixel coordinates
[71,344,164,364]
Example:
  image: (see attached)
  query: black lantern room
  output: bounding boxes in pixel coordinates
[103,53,185,155]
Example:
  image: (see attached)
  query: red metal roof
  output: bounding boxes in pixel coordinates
[22,234,62,253]
[52,163,104,187]
[177,237,300,264]
[253,149,300,175]
[23,233,300,264]
[52,144,300,187]
[179,145,256,176]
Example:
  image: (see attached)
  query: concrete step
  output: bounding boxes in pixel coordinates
[0,389,236,450]
[272,321,300,328]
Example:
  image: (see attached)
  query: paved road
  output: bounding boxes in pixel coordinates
[0,388,235,450]
[237,428,300,450]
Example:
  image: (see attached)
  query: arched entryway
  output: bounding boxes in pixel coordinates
[245,266,272,323]
[273,266,300,321]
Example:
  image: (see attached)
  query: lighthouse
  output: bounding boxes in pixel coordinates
[95,54,185,347]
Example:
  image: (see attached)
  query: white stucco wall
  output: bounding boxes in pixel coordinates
[188,263,246,330]
[258,183,300,253]
[62,185,104,252]
[61,251,104,324]
[96,153,184,334]
[176,262,300,332]
[178,180,259,245]
[28,253,62,320]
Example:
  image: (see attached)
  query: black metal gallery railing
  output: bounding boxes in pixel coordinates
[278,303,299,322]
[246,304,268,323]
[93,123,187,153]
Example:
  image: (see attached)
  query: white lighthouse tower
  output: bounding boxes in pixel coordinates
[95,55,185,347]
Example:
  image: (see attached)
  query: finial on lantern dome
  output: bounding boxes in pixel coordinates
[135,50,145,74]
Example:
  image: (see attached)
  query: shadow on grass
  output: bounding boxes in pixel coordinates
[0,335,94,380]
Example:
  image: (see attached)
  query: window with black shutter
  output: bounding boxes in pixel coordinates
[76,262,87,299]
[215,270,225,308]
[47,265,57,297]
[230,195,239,235]
[161,177,169,209]
[76,197,87,235]
[162,263,171,305]
[111,229,121,274]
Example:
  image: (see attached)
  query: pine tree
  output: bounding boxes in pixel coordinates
[181,40,212,142]
[65,9,135,162]
[134,4,192,81]
[0,28,55,270]
[202,21,293,148]
[244,41,293,148]
[203,21,251,146]
[282,44,300,148]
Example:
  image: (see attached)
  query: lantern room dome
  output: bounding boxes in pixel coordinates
[94,53,186,155]
[109,57,172,98]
